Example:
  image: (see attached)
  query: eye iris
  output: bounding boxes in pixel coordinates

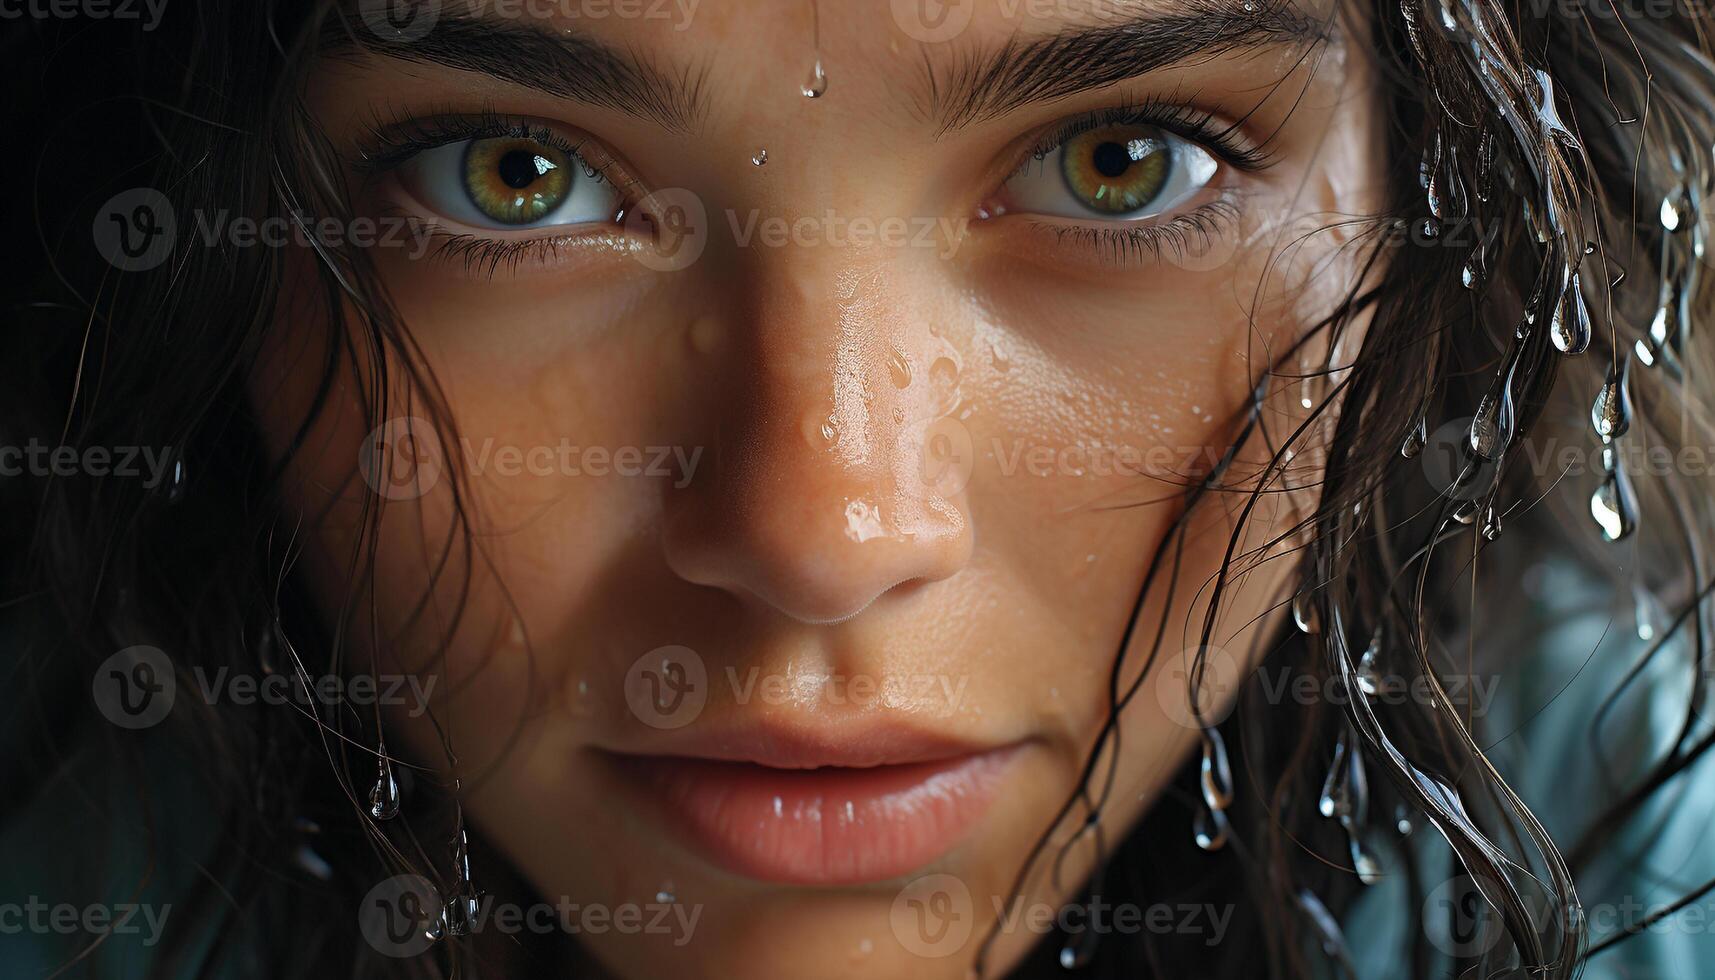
[463,137,572,225]
[1061,124,1172,214]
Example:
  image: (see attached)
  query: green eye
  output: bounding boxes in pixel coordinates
[998,118,1218,222]
[463,137,573,225]
[1060,124,1172,214]
[395,127,623,232]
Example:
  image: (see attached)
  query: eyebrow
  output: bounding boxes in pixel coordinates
[322,13,709,134]
[924,2,1330,134]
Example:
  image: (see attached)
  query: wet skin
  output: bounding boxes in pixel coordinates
[252,1,1385,976]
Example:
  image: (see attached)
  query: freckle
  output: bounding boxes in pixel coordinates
[687,316,721,354]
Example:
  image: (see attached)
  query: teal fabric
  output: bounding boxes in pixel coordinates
[1345,559,1715,979]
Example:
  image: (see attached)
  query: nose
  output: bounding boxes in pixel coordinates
[663,260,975,624]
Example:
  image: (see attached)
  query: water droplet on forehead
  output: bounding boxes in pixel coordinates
[803,58,827,99]
[751,148,768,167]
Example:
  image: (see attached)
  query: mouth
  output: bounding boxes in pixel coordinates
[598,726,1023,886]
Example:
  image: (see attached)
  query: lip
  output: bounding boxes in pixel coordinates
[599,723,1022,885]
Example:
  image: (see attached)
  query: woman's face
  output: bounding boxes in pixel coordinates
[254,1,1383,976]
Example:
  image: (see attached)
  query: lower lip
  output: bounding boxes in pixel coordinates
[611,747,1019,885]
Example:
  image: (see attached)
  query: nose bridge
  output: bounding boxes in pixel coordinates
[663,246,974,624]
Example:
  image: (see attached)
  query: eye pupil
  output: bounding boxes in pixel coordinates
[1091,141,1132,179]
[497,150,545,190]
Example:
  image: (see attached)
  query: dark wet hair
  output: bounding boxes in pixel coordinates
[4,1,1714,978]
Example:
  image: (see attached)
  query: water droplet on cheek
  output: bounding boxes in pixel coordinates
[751,148,768,167]
[887,349,912,388]
[801,411,839,448]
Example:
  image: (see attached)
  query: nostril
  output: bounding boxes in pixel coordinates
[663,488,972,626]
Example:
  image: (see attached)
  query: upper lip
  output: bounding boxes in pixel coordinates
[602,717,1001,770]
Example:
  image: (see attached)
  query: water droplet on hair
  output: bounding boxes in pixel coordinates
[1058,918,1100,969]
[802,58,827,98]
[1292,589,1321,634]
[1438,0,1458,31]
[1356,629,1383,696]
[655,881,676,903]
[1192,801,1230,851]
[1468,388,1511,460]
[1395,803,1414,836]
[751,148,768,167]
[1241,0,1258,10]
[1418,217,1440,239]
[1590,458,1637,542]
[1550,274,1591,355]
[1591,359,1631,441]
[369,757,401,821]
[1400,412,1427,458]
[1481,506,1502,541]
[1200,729,1234,811]
[1318,732,1350,819]
[1461,256,1479,288]
[165,457,187,502]
[1350,840,1384,885]
[1661,188,1691,232]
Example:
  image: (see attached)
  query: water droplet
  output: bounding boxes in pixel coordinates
[1591,458,1637,542]
[1318,734,1349,819]
[369,757,401,821]
[887,349,912,388]
[1438,0,1458,31]
[751,148,768,167]
[656,881,676,903]
[1351,839,1384,885]
[1292,589,1321,634]
[1461,256,1479,288]
[1059,922,1100,969]
[164,457,187,502]
[1200,729,1234,811]
[1481,506,1502,541]
[1400,412,1427,458]
[1395,803,1414,836]
[802,58,827,98]
[1468,387,1512,460]
[1661,188,1691,232]
[1193,801,1230,851]
[1356,629,1383,696]
[1550,273,1591,355]
[1418,217,1440,239]
[1241,0,1258,10]
[1590,358,1631,441]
